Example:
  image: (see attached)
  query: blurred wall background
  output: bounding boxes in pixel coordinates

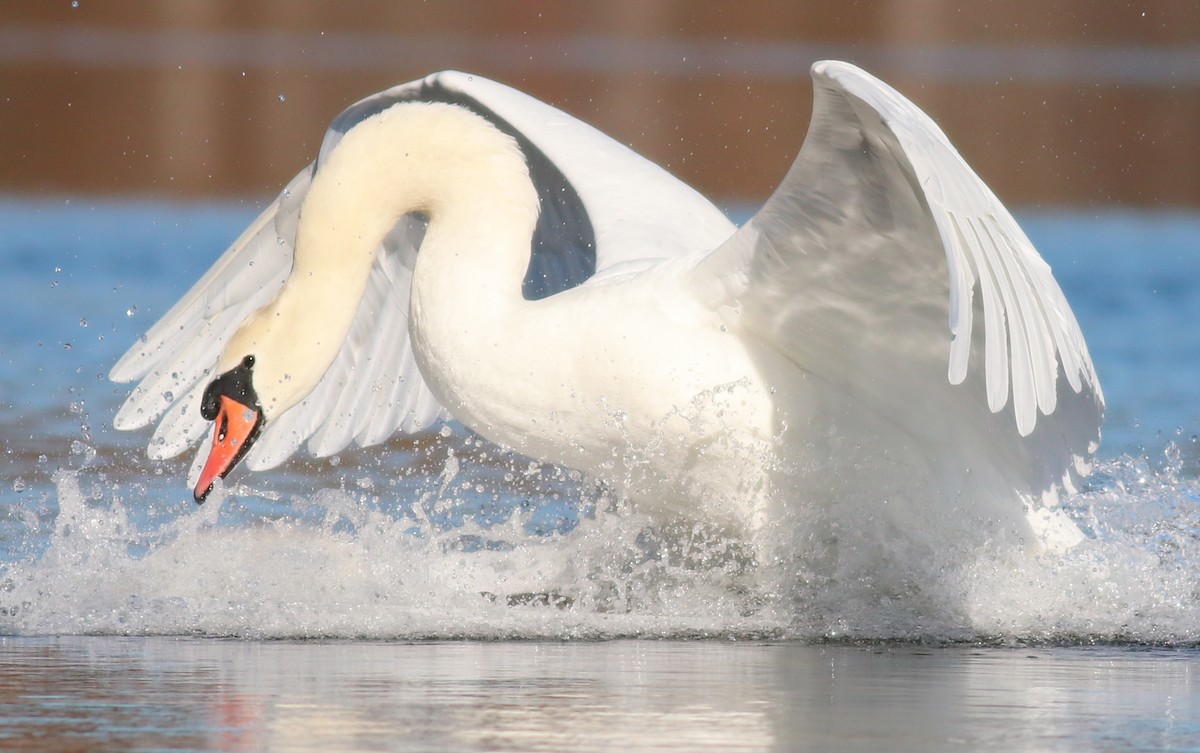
[1,0,1197,206]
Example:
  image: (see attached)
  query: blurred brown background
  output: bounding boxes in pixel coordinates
[1,0,1198,206]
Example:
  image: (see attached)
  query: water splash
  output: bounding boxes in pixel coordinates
[1,441,1197,643]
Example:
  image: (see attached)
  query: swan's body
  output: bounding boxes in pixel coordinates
[112,62,1103,556]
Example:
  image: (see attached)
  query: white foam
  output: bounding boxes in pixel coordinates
[1,447,1197,643]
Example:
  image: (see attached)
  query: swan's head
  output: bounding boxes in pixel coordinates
[192,310,326,503]
[194,355,263,503]
[191,99,538,502]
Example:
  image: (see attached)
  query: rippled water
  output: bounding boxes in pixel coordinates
[1,200,1198,750]
[3,638,1198,753]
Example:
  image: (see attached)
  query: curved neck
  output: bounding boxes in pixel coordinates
[220,101,539,418]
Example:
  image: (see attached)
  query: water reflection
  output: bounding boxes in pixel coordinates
[2,637,1197,752]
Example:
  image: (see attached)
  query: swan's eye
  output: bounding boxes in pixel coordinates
[200,381,221,421]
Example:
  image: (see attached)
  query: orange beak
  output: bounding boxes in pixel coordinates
[194,394,262,504]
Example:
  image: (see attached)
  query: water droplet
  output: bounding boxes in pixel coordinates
[12,478,25,493]
[126,305,138,317]
[70,0,79,7]
[277,94,286,102]
[79,317,88,328]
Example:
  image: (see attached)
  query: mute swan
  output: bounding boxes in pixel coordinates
[111,62,1102,554]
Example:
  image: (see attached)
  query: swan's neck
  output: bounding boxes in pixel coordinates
[220,102,538,418]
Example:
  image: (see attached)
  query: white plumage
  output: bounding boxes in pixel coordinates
[111,62,1103,553]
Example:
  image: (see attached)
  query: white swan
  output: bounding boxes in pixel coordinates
[111,62,1102,554]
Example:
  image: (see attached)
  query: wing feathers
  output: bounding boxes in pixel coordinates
[692,60,1101,496]
[112,71,728,474]
[818,60,1100,432]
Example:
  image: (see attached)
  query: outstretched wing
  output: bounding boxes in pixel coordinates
[693,61,1103,499]
[111,71,734,473]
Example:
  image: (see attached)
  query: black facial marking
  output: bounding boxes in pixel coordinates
[201,355,260,420]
